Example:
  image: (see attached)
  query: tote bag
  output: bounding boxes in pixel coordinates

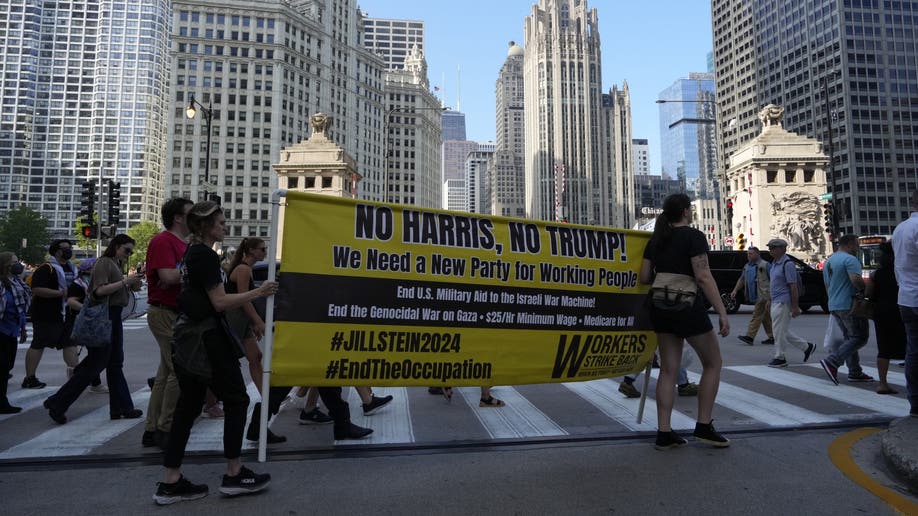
[71,297,111,348]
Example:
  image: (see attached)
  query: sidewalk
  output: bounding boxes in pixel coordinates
[881,415,918,492]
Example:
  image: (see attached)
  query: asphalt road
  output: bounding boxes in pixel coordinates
[1,308,916,514]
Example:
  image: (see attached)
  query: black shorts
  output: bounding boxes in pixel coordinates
[649,295,714,339]
[30,319,72,350]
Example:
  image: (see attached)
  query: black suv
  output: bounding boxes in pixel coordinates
[708,250,828,314]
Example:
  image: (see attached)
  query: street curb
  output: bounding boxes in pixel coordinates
[881,416,918,493]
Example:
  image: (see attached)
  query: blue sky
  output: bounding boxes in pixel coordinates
[357,0,713,172]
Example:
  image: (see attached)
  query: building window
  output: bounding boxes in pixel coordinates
[766,170,777,184]
[784,170,796,183]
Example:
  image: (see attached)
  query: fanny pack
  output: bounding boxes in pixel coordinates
[650,273,698,311]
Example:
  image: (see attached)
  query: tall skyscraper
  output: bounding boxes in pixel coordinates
[170,0,386,244]
[603,84,636,228]
[361,16,425,71]
[466,141,495,214]
[382,45,442,208]
[712,0,918,236]
[0,0,171,237]
[490,41,526,219]
[658,73,717,199]
[523,0,631,227]
[441,109,467,141]
[632,139,650,174]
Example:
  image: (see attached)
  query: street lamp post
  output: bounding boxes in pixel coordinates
[383,106,447,204]
[821,74,840,244]
[185,93,215,202]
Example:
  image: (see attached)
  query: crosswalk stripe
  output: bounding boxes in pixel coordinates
[18,320,151,350]
[728,365,910,417]
[455,386,567,439]
[671,370,839,426]
[0,387,62,423]
[802,364,907,387]
[563,378,696,431]
[0,389,151,459]
[337,387,414,445]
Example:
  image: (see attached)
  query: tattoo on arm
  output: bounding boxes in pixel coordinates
[691,254,710,272]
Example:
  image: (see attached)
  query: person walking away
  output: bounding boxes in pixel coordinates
[155,201,278,505]
[65,258,106,393]
[866,242,905,394]
[22,239,78,388]
[143,198,193,449]
[640,193,730,450]
[43,235,144,423]
[892,189,918,417]
[765,239,816,368]
[225,237,287,444]
[819,234,874,384]
[730,247,775,345]
[0,252,27,413]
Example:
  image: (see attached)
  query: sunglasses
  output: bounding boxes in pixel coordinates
[123,248,134,255]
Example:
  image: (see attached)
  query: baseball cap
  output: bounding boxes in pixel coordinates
[78,257,97,273]
[766,238,788,248]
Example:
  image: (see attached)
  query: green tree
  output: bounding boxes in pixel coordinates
[0,207,51,265]
[126,220,160,271]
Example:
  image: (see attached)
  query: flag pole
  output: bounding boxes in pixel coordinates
[636,360,652,425]
[258,189,286,463]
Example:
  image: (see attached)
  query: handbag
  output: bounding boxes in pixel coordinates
[650,273,698,311]
[850,293,875,319]
[71,297,111,348]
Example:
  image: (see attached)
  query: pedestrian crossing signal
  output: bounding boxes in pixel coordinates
[81,225,97,239]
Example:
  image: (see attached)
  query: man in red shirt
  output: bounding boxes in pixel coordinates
[142,198,193,449]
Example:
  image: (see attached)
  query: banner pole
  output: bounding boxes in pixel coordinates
[258,189,286,463]
[636,360,652,425]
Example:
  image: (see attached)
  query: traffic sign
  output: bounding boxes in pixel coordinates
[724,237,735,246]
[819,192,833,200]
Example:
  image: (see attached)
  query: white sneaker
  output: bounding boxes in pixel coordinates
[90,384,109,394]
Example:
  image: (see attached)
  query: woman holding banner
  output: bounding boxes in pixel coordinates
[154,201,279,505]
[640,193,730,450]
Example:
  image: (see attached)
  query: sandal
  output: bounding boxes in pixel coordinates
[479,396,505,408]
[876,387,899,395]
[442,387,453,403]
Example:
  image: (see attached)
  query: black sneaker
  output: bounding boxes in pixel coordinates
[22,376,46,389]
[803,342,816,362]
[654,430,687,450]
[142,431,157,448]
[761,338,775,345]
[43,399,66,424]
[738,335,754,345]
[334,422,373,440]
[153,475,209,505]
[298,407,333,425]
[362,395,393,415]
[693,421,730,447]
[219,466,270,496]
[767,358,787,368]
[820,358,839,385]
[427,387,444,395]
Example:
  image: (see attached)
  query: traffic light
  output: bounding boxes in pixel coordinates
[823,202,834,237]
[108,180,121,227]
[79,180,95,225]
[737,233,747,251]
[726,200,734,221]
[81,225,98,239]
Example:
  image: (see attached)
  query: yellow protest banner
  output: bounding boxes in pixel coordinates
[272,191,657,387]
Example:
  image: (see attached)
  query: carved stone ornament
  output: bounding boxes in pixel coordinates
[758,104,785,127]
[311,113,330,136]
[768,191,824,256]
